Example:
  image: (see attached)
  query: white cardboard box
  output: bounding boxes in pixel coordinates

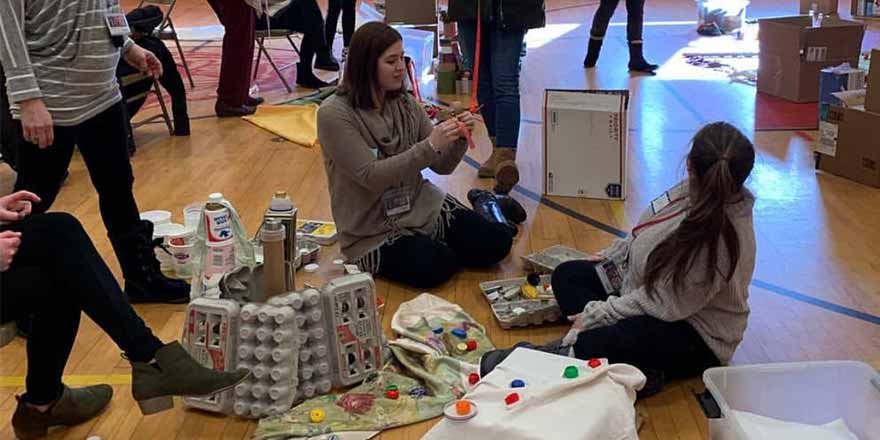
[543,89,629,200]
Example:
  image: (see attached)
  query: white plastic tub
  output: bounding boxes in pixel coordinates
[703,361,880,439]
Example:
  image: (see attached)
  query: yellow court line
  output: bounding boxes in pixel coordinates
[0,374,131,388]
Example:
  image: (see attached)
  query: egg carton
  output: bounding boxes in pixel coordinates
[521,245,591,274]
[181,298,242,413]
[479,275,561,329]
[295,239,321,269]
[322,273,383,387]
[232,302,302,419]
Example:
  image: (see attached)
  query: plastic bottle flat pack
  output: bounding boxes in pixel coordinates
[268,289,335,403]
[181,298,242,413]
[233,301,302,419]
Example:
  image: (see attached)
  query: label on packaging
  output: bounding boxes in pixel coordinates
[805,46,828,62]
[205,206,233,242]
[818,121,840,156]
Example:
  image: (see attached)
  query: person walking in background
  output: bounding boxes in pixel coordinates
[583,0,659,74]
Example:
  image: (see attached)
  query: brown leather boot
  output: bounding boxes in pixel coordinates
[12,385,113,439]
[477,138,500,178]
[493,148,519,194]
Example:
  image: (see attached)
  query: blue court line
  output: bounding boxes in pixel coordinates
[460,155,880,327]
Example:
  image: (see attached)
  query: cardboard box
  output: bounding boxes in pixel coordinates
[817,106,880,187]
[758,16,864,102]
[800,0,839,14]
[817,104,844,156]
[543,89,628,200]
[384,0,437,25]
[866,49,880,112]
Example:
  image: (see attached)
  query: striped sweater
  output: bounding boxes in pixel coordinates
[0,0,133,126]
[590,180,757,364]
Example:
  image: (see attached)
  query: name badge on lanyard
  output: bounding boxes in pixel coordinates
[383,186,412,217]
[104,0,130,39]
[650,191,672,215]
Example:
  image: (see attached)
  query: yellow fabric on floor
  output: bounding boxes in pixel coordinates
[242,104,320,148]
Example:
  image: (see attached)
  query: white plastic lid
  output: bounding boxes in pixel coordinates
[168,225,195,239]
[153,223,186,238]
[140,210,172,225]
[208,193,224,203]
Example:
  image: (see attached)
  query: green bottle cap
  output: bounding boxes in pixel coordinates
[563,365,579,379]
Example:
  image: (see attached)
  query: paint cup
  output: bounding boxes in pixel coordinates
[169,242,194,279]
[183,203,204,229]
[140,210,171,225]
[153,223,186,271]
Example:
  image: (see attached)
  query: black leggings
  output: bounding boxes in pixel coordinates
[358,196,513,289]
[256,0,329,71]
[551,260,720,381]
[0,213,163,405]
[590,0,646,42]
[325,0,356,50]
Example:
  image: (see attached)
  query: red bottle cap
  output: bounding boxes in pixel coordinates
[588,358,602,368]
[466,340,477,351]
[504,392,520,406]
[386,390,399,400]
[468,373,480,385]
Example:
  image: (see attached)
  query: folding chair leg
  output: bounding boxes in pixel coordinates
[153,81,174,135]
[173,35,195,88]
[286,35,301,57]
[259,43,293,93]
[254,38,264,81]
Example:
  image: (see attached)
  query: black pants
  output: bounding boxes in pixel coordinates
[551,260,720,381]
[325,0,356,49]
[590,0,645,42]
[256,0,329,74]
[13,101,140,239]
[117,35,189,131]
[365,197,513,289]
[0,213,163,405]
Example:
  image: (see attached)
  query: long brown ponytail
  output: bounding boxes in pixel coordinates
[643,122,755,297]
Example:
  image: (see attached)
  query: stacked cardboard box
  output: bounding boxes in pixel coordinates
[817,50,880,187]
[757,16,864,102]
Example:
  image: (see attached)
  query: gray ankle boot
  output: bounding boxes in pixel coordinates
[12,385,113,439]
[131,342,250,415]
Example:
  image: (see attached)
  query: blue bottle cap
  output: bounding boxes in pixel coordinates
[510,379,525,388]
[432,327,444,334]
[451,328,467,339]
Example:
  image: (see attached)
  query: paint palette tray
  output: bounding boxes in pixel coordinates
[479,275,561,329]
[521,245,591,274]
[322,273,383,387]
[296,219,338,245]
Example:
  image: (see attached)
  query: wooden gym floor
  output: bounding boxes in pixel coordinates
[1,0,879,438]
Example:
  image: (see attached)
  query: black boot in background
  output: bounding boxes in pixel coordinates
[628,41,658,74]
[467,189,518,237]
[583,35,604,68]
[110,220,190,304]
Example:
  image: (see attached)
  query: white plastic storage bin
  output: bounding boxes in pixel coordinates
[703,361,880,440]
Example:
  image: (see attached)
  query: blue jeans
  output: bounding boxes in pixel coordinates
[457,21,525,150]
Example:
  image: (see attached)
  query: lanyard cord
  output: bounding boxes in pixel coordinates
[631,197,687,237]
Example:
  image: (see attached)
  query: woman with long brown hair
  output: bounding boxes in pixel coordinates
[317,22,514,288]
[481,122,757,397]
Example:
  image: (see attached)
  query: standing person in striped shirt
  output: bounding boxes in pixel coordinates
[0,0,191,304]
